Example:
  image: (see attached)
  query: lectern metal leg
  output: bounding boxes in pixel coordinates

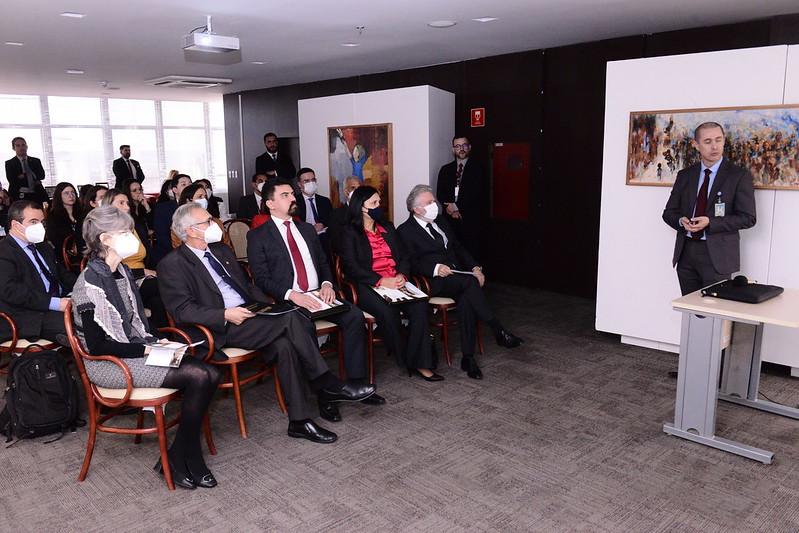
[662,423,773,463]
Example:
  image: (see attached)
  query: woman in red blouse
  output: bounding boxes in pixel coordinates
[338,186,441,381]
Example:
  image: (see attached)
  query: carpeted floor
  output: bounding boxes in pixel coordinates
[4,283,799,532]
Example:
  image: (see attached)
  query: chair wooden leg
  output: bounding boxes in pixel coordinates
[230,363,247,438]
[203,412,217,456]
[273,368,287,414]
[440,308,452,366]
[77,402,98,482]
[477,321,485,355]
[337,330,345,379]
[134,408,144,444]
[154,404,175,491]
[222,367,231,399]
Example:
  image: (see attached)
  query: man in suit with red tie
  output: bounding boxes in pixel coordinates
[0,200,76,342]
[397,185,523,380]
[436,136,489,261]
[5,137,49,204]
[662,122,757,296]
[247,178,383,423]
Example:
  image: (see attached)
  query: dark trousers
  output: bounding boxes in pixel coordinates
[38,310,67,342]
[430,274,495,356]
[225,311,329,421]
[676,239,729,296]
[321,305,368,380]
[355,286,434,369]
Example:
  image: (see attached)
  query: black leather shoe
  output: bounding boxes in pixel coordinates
[185,464,217,488]
[460,356,483,380]
[408,368,445,382]
[318,398,342,422]
[321,381,376,403]
[496,329,524,348]
[361,393,386,405]
[154,457,196,489]
[287,419,338,444]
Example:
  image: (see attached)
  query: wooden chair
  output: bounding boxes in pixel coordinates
[223,218,252,263]
[414,275,485,366]
[166,316,286,439]
[62,234,79,272]
[0,312,60,374]
[63,301,215,491]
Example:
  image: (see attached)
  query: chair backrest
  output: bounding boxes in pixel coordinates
[224,219,251,261]
[331,253,344,286]
[62,234,77,271]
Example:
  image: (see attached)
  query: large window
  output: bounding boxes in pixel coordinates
[0,94,227,193]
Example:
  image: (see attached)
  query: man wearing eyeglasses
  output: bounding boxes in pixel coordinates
[436,136,489,260]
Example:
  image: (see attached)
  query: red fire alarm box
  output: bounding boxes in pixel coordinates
[471,108,485,128]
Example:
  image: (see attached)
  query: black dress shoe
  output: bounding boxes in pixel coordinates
[154,457,196,489]
[287,419,338,444]
[496,329,524,348]
[361,393,386,405]
[318,398,342,422]
[185,464,217,488]
[460,356,483,380]
[321,381,376,403]
[408,368,445,382]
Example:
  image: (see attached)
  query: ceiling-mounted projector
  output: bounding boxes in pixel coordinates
[182,15,239,53]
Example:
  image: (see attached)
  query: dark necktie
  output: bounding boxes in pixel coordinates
[27,244,60,297]
[284,221,309,291]
[203,251,251,302]
[427,223,445,248]
[126,159,134,179]
[456,163,463,188]
[272,153,277,161]
[691,168,712,241]
[308,197,320,223]
[22,158,35,191]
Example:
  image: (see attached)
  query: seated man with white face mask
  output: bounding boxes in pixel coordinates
[396,185,524,380]
[0,200,77,341]
[293,168,333,253]
[158,203,376,444]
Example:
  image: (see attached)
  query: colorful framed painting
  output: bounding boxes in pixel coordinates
[327,123,393,219]
[627,105,799,189]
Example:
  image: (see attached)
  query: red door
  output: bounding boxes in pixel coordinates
[491,142,530,221]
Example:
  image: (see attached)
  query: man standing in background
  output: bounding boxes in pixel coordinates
[255,132,296,179]
[112,144,145,188]
[5,137,49,204]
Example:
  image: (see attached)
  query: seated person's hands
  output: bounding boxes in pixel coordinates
[224,306,255,325]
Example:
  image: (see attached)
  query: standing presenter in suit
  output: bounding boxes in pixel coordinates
[662,121,756,296]
[255,132,296,179]
[112,144,146,189]
[5,137,49,204]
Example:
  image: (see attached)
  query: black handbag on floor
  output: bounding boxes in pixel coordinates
[0,347,80,445]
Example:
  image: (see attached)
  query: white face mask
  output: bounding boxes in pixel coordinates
[256,182,265,194]
[110,232,139,260]
[194,198,208,210]
[204,188,213,198]
[302,181,318,196]
[201,222,223,244]
[168,189,175,200]
[21,222,46,244]
[421,202,439,221]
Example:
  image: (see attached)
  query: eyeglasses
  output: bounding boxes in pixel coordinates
[453,143,470,149]
[63,191,76,196]
[190,217,213,228]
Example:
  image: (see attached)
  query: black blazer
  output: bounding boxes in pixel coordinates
[247,218,336,302]
[0,236,77,339]
[436,158,489,223]
[327,205,348,254]
[5,156,48,202]
[255,151,296,180]
[236,194,260,221]
[396,215,479,277]
[338,221,410,287]
[294,194,333,226]
[157,242,269,348]
[662,159,756,275]
[112,157,145,188]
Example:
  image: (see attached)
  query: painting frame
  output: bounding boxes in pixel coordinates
[626,104,799,190]
[327,123,393,220]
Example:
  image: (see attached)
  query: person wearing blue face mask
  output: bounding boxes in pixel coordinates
[338,186,440,381]
[171,183,232,250]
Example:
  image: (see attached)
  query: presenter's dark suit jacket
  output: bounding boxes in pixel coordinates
[0,236,76,340]
[255,151,296,180]
[396,215,479,278]
[112,157,145,188]
[662,159,756,275]
[294,194,333,226]
[5,156,49,204]
[236,194,260,221]
[437,158,488,258]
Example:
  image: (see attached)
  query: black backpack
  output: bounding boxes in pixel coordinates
[0,348,81,444]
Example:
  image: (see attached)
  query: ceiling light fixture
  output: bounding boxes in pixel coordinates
[182,15,240,53]
[342,25,365,47]
[472,17,498,23]
[251,61,268,65]
[428,20,457,28]
[4,41,24,46]
[66,69,85,75]
[60,12,86,18]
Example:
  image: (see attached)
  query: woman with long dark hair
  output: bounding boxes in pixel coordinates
[338,186,441,380]
[72,206,221,489]
[45,182,84,266]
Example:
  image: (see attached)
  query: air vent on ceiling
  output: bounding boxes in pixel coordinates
[145,75,232,89]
